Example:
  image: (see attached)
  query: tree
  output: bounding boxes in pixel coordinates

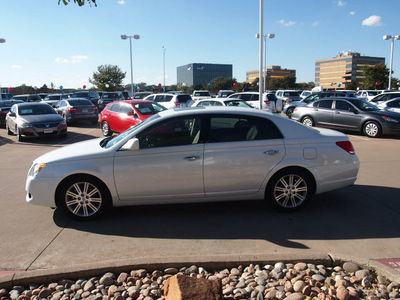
[209,77,237,93]
[89,65,126,91]
[362,64,389,90]
[58,0,96,6]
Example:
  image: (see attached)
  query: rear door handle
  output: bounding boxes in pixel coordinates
[264,150,279,156]
[184,156,200,161]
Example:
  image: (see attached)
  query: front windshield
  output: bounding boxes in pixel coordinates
[351,99,379,111]
[195,92,210,96]
[101,113,160,149]
[18,105,57,115]
[132,102,166,115]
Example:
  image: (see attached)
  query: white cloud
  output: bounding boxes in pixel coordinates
[118,0,125,4]
[336,0,346,6]
[11,65,22,69]
[55,55,88,64]
[312,21,319,27]
[277,19,296,27]
[362,15,383,27]
[350,11,355,16]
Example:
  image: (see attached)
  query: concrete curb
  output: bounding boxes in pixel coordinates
[1,252,399,289]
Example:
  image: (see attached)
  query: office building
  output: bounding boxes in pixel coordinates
[177,63,233,88]
[315,51,385,90]
[246,66,296,83]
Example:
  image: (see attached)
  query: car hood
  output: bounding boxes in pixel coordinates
[362,109,400,118]
[19,114,63,123]
[33,138,110,164]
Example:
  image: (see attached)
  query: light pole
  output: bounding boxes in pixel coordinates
[258,0,264,109]
[262,33,275,92]
[383,34,400,90]
[121,34,140,98]
[162,46,166,91]
[0,38,5,101]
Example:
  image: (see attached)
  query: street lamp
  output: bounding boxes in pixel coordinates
[383,34,400,90]
[262,33,275,91]
[121,34,140,98]
[162,46,166,91]
[0,38,5,101]
[258,0,264,109]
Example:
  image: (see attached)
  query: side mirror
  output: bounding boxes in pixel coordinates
[8,112,15,117]
[127,111,135,117]
[120,138,140,151]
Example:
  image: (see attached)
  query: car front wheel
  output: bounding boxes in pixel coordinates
[363,121,381,138]
[266,169,314,211]
[6,123,13,135]
[101,121,112,136]
[57,176,110,220]
[286,107,294,119]
[16,126,24,141]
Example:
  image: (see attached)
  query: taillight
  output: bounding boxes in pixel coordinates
[336,141,355,155]
[264,100,271,106]
[67,107,78,112]
[92,107,97,111]
[174,102,180,107]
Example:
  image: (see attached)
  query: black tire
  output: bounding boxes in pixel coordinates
[301,116,314,127]
[286,107,294,119]
[57,175,110,220]
[101,121,112,136]
[16,126,24,142]
[266,169,314,211]
[6,123,13,135]
[363,121,381,138]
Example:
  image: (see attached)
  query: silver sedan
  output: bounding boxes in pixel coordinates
[26,107,359,220]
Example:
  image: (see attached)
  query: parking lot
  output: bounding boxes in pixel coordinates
[0,122,399,273]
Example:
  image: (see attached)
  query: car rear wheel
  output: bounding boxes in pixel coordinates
[101,121,112,136]
[266,169,314,211]
[301,116,314,127]
[57,175,110,220]
[286,107,294,119]
[363,121,381,138]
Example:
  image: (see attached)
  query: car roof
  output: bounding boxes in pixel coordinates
[14,102,51,107]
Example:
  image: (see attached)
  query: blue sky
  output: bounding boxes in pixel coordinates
[0,0,399,90]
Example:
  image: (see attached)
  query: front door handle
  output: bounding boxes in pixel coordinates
[184,155,200,161]
[264,150,279,156]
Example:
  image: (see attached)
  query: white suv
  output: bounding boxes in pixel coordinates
[227,92,283,113]
[192,90,211,101]
[143,93,193,109]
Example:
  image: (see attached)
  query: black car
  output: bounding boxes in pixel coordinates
[70,91,100,107]
[0,100,24,126]
[291,97,400,138]
[98,92,123,111]
[55,98,98,125]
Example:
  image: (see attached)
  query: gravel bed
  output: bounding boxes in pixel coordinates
[1,261,399,300]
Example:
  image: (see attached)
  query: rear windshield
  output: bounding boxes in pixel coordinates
[102,93,120,99]
[194,91,210,96]
[68,99,93,106]
[284,91,301,96]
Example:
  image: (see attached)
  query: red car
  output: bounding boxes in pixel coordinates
[100,100,166,136]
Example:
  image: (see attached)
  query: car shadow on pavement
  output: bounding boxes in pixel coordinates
[53,184,400,250]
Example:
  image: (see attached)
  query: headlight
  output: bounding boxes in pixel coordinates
[29,163,47,177]
[20,122,32,128]
[381,116,399,123]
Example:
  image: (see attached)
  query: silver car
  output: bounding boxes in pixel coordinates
[6,102,68,141]
[26,107,359,220]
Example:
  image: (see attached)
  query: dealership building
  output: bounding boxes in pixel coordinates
[177,63,233,88]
